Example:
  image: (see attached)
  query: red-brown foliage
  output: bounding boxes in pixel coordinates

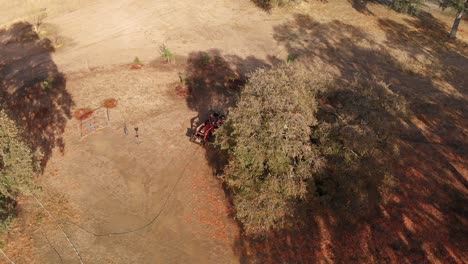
[101,98,118,109]
[73,108,94,121]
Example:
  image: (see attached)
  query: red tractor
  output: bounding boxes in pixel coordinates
[190,112,225,145]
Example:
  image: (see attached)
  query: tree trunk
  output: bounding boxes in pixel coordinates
[449,10,464,39]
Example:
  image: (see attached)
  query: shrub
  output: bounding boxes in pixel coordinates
[133,56,143,66]
[130,57,144,69]
[159,44,174,63]
[33,9,48,34]
[392,0,424,15]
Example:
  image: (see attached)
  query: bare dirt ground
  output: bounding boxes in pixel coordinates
[0,0,291,72]
[0,0,467,263]
[2,65,241,263]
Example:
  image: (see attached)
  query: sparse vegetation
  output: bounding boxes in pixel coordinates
[33,9,47,34]
[176,72,190,97]
[40,80,51,90]
[130,56,143,69]
[390,0,424,14]
[133,56,143,65]
[252,0,304,10]
[159,44,175,63]
[178,72,187,85]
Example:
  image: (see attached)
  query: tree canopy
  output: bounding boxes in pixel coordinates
[216,64,407,234]
[0,110,37,198]
[439,0,468,11]
[217,65,328,233]
[0,110,38,226]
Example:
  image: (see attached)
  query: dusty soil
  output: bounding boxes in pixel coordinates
[0,0,467,263]
[40,67,239,263]
[13,0,291,72]
[2,65,240,263]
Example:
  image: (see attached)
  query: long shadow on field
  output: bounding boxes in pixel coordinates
[251,0,382,14]
[347,0,374,15]
[184,49,269,173]
[233,14,467,263]
[250,0,275,12]
[346,0,394,14]
[0,22,73,172]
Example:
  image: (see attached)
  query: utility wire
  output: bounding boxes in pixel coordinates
[40,227,64,264]
[0,248,15,264]
[32,194,84,264]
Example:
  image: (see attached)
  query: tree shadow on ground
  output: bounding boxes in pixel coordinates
[346,0,394,14]
[250,0,330,12]
[250,0,275,12]
[233,13,467,263]
[0,22,73,172]
[184,49,270,173]
[348,0,375,15]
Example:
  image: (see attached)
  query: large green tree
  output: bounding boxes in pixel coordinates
[217,65,328,233]
[0,110,38,225]
[440,0,468,39]
[217,64,406,234]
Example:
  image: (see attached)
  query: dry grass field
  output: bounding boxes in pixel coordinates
[0,0,466,263]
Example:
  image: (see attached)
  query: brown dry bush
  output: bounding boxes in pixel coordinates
[217,64,407,234]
